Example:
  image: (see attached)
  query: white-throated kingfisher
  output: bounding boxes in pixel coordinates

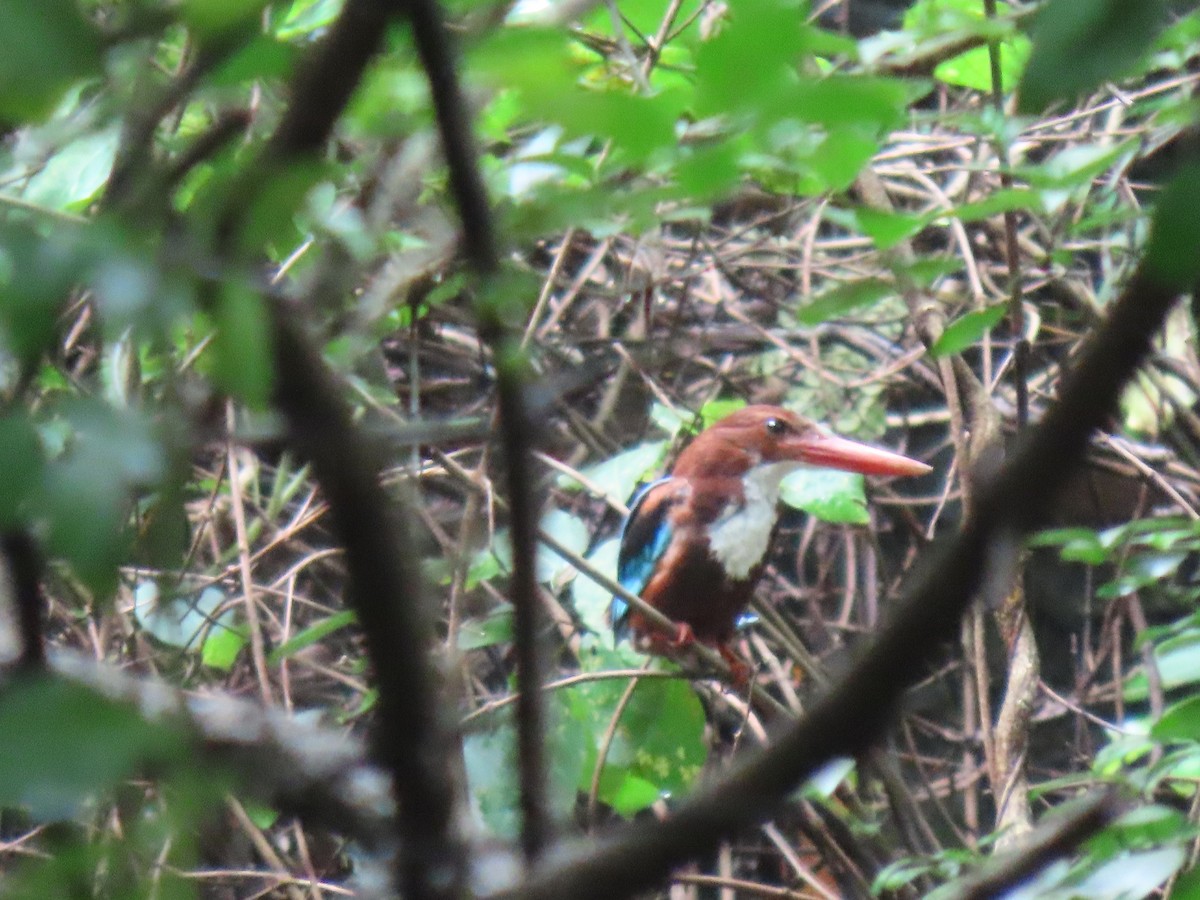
[610,405,931,681]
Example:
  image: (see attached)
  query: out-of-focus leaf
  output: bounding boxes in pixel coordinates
[20,127,119,212]
[802,757,856,799]
[807,127,879,193]
[0,0,101,122]
[210,35,298,85]
[0,223,86,364]
[1097,551,1187,600]
[855,207,925,250]
[1018,0,1167,114]
[781,469,868,525]
[211,284,274,409]
[0,415,43,527]
[942,188,1042,223]
[694,0,813,116]
[273,0,344,40]
[1028,527,1108,565]
[1059,846,1185,900]
[458,608,514,650]
[41,402,166,595]
[1154,695,1200,742]
[902,0,1030,92]
[181,0,271,36]
[699,398,747,430]
[1126,629,1200,701]
[929,304,1007,357]
[1145,164,1200,291]
[0,676,186,820]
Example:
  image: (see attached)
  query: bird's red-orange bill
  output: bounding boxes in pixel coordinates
[786,431,932,477]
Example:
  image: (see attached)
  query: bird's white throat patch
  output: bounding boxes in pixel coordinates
[706,462,799,579]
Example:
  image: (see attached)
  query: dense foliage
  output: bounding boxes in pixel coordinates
[1,0,1200,897]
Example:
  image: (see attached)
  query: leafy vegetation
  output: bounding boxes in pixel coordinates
[0,0,1199,897]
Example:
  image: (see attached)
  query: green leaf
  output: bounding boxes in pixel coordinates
[267,609,357,664]
[572,538,622,643]
[699,398,747,430]
[1126,629,1200,702]
[1154,696,1200,742]
[201,620,249,671]
[212,284,274,408]
[0,0,102,122]
[1145,164,1200,291]
[929,304,1007,357]
[0,415,44,527]
[134,583,237,655]
[0,675,186,820]
[854,207,925,251]
[942,188,1042,223]
[41,402,166,596]
[464,700,587,839]
[1065,847,1185,899]
[796,278,893,325]
[1028,526,1108,565]
[808,127,880,193]
[458,608,514,650]
[934,38,1030,93]
[694,0,814,116]
[558,441,668,504]
[273,0,344,40]
[537,508,590,584]
[566,645,707,815]
[0,222,86,364]
[20,127,120,212]
[181,0,270,36]
[471,509,592,588]
[1018,0,1167,114]
[780,468,869,525]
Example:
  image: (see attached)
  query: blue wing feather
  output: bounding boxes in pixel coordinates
[611,477,677,643]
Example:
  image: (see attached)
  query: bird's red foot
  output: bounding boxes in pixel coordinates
[647,622,695,655]
[718,642,752,688]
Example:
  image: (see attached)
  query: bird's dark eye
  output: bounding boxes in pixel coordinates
[764,417,787,435]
